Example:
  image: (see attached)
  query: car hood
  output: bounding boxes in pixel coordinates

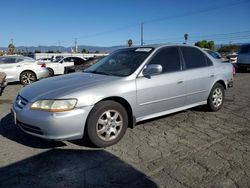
[19,72,119,102]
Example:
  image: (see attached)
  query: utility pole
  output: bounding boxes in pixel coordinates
[73,38,78,53]
[141,22,144,46]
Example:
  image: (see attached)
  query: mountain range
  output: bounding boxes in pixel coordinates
[0,45,126,53]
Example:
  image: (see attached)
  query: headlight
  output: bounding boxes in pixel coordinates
[30,99,77,112]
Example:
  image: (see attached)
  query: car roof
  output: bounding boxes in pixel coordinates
[122,44,202,51]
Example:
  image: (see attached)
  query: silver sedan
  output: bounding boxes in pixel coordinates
[12,45,234,147]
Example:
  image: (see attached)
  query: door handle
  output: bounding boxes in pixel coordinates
[177,80,184,84]
[16,65,21,67]
[210,74,215,77]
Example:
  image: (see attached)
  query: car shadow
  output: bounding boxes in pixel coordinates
[0,149,158,188]
[0,113,66,148]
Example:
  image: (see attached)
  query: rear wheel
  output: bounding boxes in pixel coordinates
[20,71,37,85]
[86,100,128,147]
[207,83,225,112]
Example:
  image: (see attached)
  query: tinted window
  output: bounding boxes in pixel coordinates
[62,57,70,62]
[74,57,85,65]
[181,47,207,69]
[239,45,250,54]
[148,47,181,73]
[0,57,16,64]
[16,58,23,63]
[205,56,213,66]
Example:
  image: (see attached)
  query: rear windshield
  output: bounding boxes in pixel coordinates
[239,45,250,54]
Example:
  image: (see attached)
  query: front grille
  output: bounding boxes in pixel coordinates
[15,95,29,109]
[17,120,44,135]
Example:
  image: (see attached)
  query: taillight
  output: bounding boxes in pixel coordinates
[41,63,46,68]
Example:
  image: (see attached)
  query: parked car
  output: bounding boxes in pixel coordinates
[227,53,238,64]
[204,49,228,62]
[12,45,234,147]
[0,72,7,96]
[43,56,87,76]
[51,56,64,62]
[0,56,49,85]
[64,56,104,73]
[237,44,250,71]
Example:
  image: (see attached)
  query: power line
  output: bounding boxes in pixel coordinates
[144,0,249,24]
[78,0,249,41]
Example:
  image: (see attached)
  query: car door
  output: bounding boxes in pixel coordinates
[135,47,186,120]
[0,57,20,82]
[63,57,75,66]
[180,46,215,105]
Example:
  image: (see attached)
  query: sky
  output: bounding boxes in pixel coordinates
[0,0,250,47]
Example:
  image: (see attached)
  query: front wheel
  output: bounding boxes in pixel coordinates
[47,68,54,77]
[207,83,225,112]
[86,100,128,147]
[20,71,37,85]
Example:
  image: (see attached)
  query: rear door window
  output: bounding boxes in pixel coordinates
[180,47,207,69]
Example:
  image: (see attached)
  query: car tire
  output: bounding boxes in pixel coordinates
[207,83,225,112]
[86,100,128,147]
[47,68,54,77]
[20,71,37,85]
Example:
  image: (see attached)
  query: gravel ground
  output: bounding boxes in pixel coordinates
[0,74,250,188]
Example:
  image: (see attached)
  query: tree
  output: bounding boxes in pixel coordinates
[7,43,15,55]
[184,33,189,44]
[128,39,133,47]
[82,49,89,53]
[95,50,100,54]
[217,45,239,53]
[195,40,215,50]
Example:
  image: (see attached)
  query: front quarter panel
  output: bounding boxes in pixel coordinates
[66,77,137,110]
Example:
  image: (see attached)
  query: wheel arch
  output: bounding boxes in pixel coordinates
[97,96,135,129]
[215,80,226,90]
[19,70,37,81]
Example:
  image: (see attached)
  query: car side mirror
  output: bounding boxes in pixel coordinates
[143,64,162,78]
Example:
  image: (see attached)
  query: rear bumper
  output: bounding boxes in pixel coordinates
[36,68,49,80]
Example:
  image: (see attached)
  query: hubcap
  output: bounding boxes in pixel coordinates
[22,73,35,84]
[212,88,223,108]
[96,110,123,141]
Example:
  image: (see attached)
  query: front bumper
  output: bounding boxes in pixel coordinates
[12,102,93,141]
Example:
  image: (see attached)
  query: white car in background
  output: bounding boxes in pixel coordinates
[0,56,49,85]
[37,57,51,63]
[42,56,87,76]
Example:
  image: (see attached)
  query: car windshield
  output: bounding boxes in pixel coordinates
[84,47,154,76]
